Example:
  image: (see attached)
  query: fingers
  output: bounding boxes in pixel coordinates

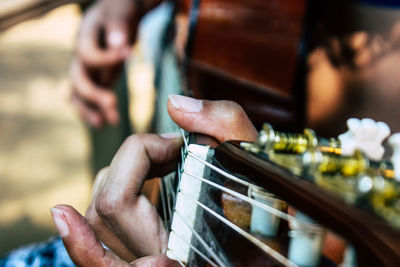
[77,3,131,68]
[51,205,178,266]
[131,255,181,267]
[86,168,136,262]
[93,133,182,257]
[50,205,129,267]
[167,95,258,142]
[70,59,119,127]
[71,92,103,128]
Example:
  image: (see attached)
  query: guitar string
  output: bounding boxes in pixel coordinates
[166,170,297,266]
[179,190,299,267]
[183,170,321,232]
[169,137,299,265]
[163,171,226,267]
[180,128,188,150]
[188,151,263,189]
[174,210,228,267]
[159,179,169,230]
[186,153,322,231]
[170,229,219,267]
[184,169,289,220]
[165,177,174,224]
[166,249,186,267]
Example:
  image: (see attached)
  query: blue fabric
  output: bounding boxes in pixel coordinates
[0,236,74,267]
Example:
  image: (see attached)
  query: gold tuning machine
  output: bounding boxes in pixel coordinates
[241,121,400,228]
[303,150,368,178]
[241,123,341,155]
[241,122,395,179]
[303,149,395,179]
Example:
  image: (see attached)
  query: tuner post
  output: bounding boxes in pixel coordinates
[303,150,396,180]
[242,123,341,155]
[258,123,317,154]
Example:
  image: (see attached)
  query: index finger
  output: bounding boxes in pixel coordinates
[103,133,182,201]
[94,133,182,256]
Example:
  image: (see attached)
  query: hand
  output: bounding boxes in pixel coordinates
[51,95,257,266]
[70,0,161,128]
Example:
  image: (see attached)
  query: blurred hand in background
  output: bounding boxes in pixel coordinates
[70,0,161,128]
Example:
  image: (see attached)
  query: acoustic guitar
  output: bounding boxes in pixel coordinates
[162,123,400,266]
[160,0,400,266]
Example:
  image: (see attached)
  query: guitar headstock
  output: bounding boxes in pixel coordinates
[166,120,400,266]
[212,118,400,266]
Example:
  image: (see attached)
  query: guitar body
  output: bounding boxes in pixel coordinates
[181,0,308,131]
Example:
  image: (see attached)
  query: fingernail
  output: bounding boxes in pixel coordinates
[51,207,69,238]
[108,30,125,48]
[168,95,202,113]
[160,132,181,139]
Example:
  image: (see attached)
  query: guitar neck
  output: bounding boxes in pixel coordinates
[164,138,400,266]
[214,141,400,266]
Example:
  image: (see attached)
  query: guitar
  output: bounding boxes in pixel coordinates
[158,0,400,266]
[163,122,400,267]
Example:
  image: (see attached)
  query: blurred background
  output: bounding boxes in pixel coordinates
[0,4,92,255]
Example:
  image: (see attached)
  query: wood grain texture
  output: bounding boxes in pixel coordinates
[181,0,308,130]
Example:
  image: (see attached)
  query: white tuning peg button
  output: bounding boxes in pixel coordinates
[338,118,390,161]
[389,133,400,181]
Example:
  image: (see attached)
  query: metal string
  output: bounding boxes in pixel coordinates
[165,176,174,225]
[167,138,306,266]
[174,211,227,267]
[170,229,219,267]
[188,151,263,189]
[159,179,169,230]
[185,153,323,231]
[183,170,321,232]
[180,129,188,150]
[179,190,299,267]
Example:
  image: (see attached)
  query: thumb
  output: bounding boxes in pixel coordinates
[50,205,129,267]
[167,95,258,142]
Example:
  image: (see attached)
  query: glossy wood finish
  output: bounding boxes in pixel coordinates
[215,141,400,267]
[190,0,307,96]
[183,0,308,130]
[178,0,400,265]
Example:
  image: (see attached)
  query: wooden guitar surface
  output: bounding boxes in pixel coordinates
[181,0,308,130]
[214,141,400,267]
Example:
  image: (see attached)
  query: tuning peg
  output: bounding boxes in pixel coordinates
[338,118,390,161]
[388,133,400,181]
[250,123,318,154]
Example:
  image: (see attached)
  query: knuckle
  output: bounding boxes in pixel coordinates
[123,134,146,149]
[85,204,101,227]
[95,193,122,221]
[225,101,247,124]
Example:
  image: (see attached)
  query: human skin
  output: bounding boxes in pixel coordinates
[51,95,258,266]
[70,0,163,128]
